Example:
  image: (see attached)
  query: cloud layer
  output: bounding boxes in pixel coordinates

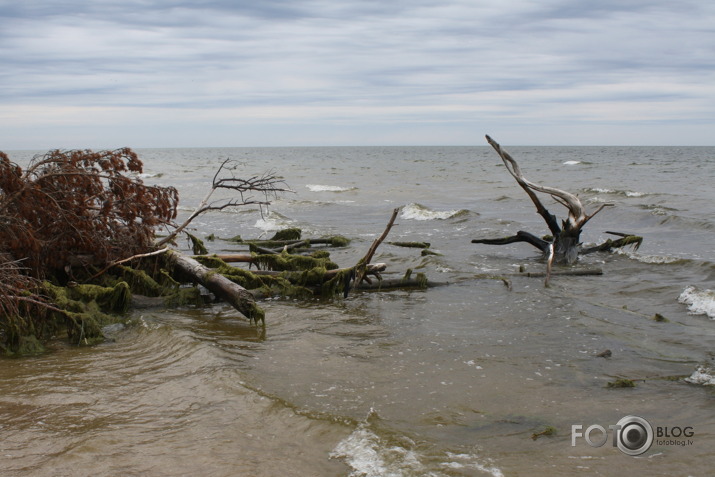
[2,0,714,148]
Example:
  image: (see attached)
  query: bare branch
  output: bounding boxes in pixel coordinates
[486,135,595,230]
[157,160,291,247]
[351,207,401,293]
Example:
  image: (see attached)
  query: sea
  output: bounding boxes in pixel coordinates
[1,145,714,476]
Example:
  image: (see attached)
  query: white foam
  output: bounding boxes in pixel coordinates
[678,286,715,319]
[331,421,503,477]
[444,452,504,477]
[306,184,356,192]
[685,366,715,386]
[401,203,465,221]
[253,211,293,232]
[330,426,421,477]
[615,249,681,264]
[587,187,646,197]
[563,160,581,165]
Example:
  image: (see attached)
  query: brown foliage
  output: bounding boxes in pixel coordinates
[0,148,178,276]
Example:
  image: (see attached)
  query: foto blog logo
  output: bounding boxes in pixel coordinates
[571,415,654,456]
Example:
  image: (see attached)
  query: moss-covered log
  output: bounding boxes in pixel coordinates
[166,251,264,323]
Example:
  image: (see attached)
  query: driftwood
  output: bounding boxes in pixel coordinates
[166,251,263,323]
[472,136,642,285]
[351,207,400,293]
[515,268,603,278]
[250,263,387,279]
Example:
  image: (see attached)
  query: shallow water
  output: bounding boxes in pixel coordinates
[2,146,715,475]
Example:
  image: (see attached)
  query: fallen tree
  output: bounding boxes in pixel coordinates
[472,136,642,285]
[0,148,431,354]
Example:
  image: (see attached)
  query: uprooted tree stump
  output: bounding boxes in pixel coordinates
[472,135,643,285]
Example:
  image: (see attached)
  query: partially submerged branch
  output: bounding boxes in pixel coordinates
[351,207,401,293]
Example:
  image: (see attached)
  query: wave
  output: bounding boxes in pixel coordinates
[563,160,581,165]
[253,211,294,232]
[584,187,648,198]
[614,249,689,265]
[330,409,503,477]
[678,285,715,319]
[685,366,715,386]
[138,172,163,179]
[401,203,470,221]
[306,184,357,192]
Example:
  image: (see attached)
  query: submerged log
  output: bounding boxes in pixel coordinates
[515,268,603,278]
[166,251,264,323]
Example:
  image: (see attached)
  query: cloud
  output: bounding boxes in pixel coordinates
[1,0,714,147]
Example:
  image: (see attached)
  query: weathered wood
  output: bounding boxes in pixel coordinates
[388,241,431,249]
[515,268,603,278]
[351,207,400,293]
[166,250,263,323]
[250,263,387,279]
[354,277,447,290]
[473,136,639,287]
[207,254,255,263]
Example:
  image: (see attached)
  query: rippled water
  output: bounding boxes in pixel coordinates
[2,145,715,476]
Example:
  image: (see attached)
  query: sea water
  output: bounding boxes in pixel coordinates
[2,146,714,476]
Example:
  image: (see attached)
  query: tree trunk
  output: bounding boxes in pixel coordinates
[166,251,264,323]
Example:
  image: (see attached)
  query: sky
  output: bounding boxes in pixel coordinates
[1,0,714,149]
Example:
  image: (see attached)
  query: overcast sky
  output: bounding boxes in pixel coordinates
[2,0,714,149]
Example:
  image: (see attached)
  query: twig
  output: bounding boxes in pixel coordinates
[157,159,291,247]
[86,247,170,282]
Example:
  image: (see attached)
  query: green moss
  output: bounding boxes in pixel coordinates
[64,282,132,314]
[163,287,205,307]
[421,249,442,256]
[195,255,229,269]
[653,313,669,322]
[186,232,208,255]
[254,250,339,271]
[270,228,302,241]
[43,281,132,346]
[531,425,557,440]
[607,378,636,388]
[16,335,45,355]
[389,241,431,249]
[310,250,331,259]
[326,235,350,247]
[115,266,167,297]
[249,304,266,325]
[157,269,181,289]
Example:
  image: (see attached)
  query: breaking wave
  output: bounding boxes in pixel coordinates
[678,285,715,319]
[685,366,715,386]
[401,203,469,221]
[306,184,357,192]
[584,187,647,198]
[330,409,503,477]
[253,211,295,232]
[614,249,688,264]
